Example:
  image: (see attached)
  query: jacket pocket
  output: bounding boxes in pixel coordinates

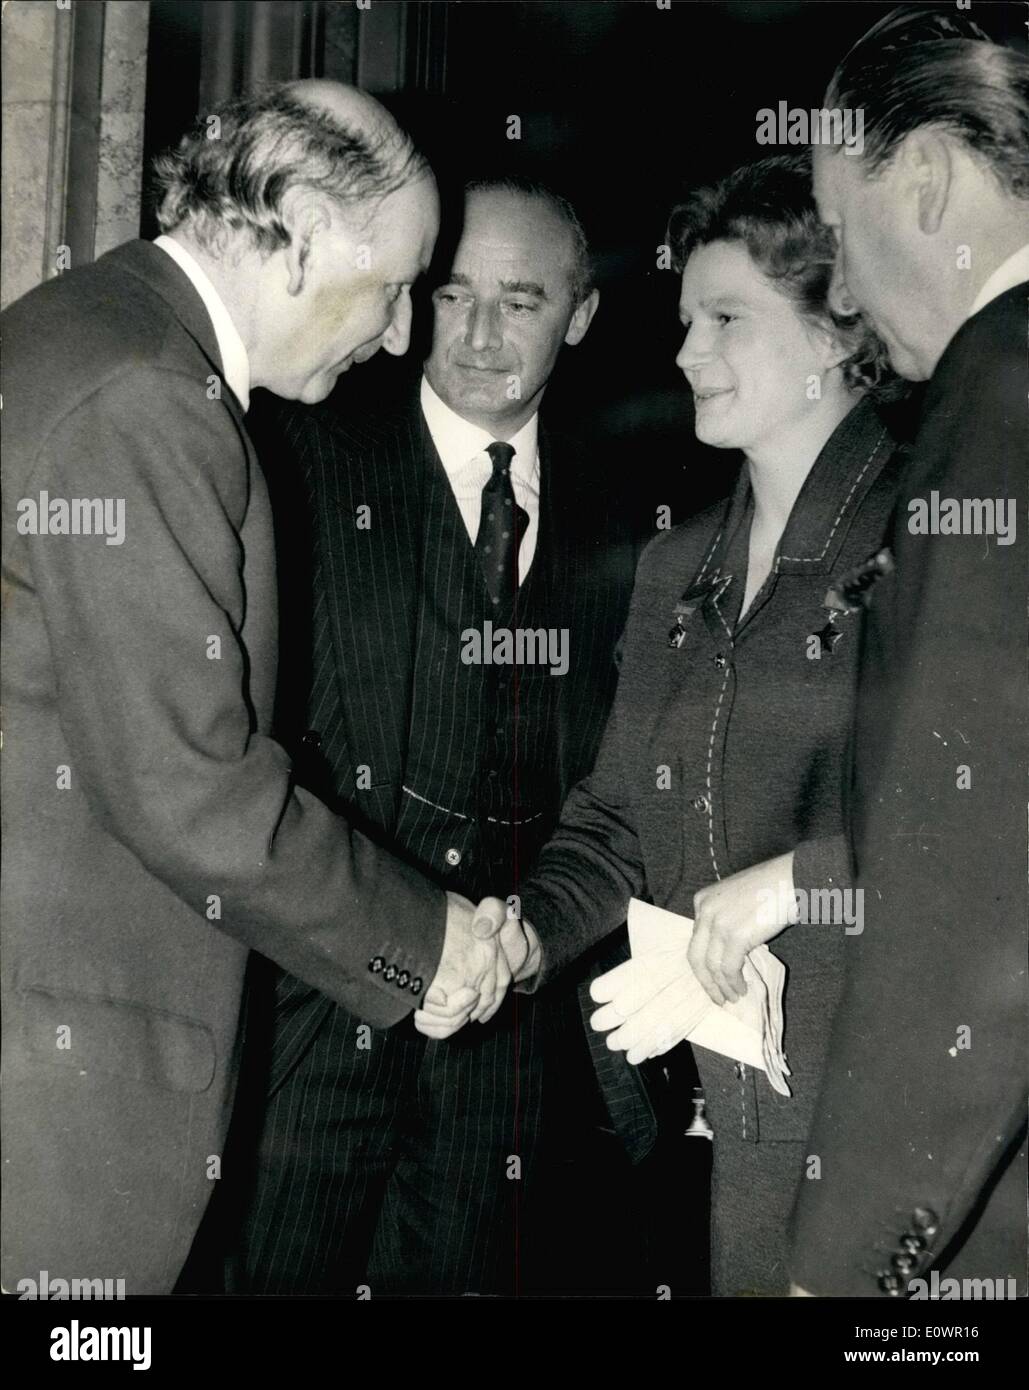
[10,986,217,1094]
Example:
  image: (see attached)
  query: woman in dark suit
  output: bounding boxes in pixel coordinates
[510,155,909,1295]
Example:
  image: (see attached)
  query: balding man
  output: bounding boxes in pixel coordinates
[1,81,524,1294]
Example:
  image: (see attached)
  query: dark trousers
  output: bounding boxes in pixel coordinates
[235,986,548,1296]
[530,1007,712,1298]
[179,989,711,1299]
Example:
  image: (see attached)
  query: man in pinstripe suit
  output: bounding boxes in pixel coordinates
[233,179,640,1294]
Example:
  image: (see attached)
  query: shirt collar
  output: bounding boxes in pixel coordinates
[968,244,1029,321]
[420,375,539,483]
[153,235,251,412]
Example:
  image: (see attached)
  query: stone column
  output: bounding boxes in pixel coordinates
[92,0,151,259]
[2,0,73,308]
[2,0,149,310]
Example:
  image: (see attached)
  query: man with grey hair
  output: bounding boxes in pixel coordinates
[790,6,1027,1296]
[1,79,528,1294]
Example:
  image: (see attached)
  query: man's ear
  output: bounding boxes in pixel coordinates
[281,192,334,297]
[900,129,953,237]
[564,287,600,346]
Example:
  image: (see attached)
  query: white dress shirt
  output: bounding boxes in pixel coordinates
[153,235,251,412]
[420,375,540,584]
[967,243,1029,321]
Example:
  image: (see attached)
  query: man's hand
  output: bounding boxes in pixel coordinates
[471,896,542,986]
[690,852,797,1006]
[413,895,540,1039]
[413,892,494,1040]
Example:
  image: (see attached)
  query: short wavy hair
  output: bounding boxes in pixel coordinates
[667,153,901,399]
[826,5,1029,200]
[152,84,428,254]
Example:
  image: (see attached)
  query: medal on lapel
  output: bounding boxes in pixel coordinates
[810,546,895,655]
[668,574,733,648]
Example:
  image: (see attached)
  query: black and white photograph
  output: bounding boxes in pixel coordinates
[1,0,1026,1361]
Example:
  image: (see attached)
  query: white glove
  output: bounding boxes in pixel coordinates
[589,948,714,1065]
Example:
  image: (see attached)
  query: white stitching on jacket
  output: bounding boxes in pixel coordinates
[778,429,887,563]
[696,528,723,582]
[704,666,732,880]
[401,785,544,826]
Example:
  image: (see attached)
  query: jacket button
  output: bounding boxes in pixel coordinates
[691,795,710,813]
[384,963,397,982]
[900,1233,926,1255]
[911,1207,939,1236]
[713,652,727,669]
[397,970,410,988]
[877,1272,903,1296]
[891,1252,916,1274]
[445,847,462,867]
[301,729,321,748]
[368,956,385,974]
[410,977,423,995]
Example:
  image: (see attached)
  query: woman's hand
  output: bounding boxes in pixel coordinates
[691,851,798,1006]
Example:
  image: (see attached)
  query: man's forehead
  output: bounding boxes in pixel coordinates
[450,237,561,284]
[450,192,575,285]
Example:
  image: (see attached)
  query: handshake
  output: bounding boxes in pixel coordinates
[414,892,542,1039]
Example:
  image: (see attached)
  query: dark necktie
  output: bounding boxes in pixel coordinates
[475,441,529,605]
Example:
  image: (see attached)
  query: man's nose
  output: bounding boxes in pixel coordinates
[466,301,502,353]
[383,289,413,357]
[828,260,858,317]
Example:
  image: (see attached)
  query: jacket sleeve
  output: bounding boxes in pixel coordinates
[22,366,444,1028]
[789,314,1028,1295]
[519,693,647,990]
[518,538,685,987]
[791,834,853,904]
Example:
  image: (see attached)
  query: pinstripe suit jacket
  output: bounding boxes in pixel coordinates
[254,391,647,1131]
